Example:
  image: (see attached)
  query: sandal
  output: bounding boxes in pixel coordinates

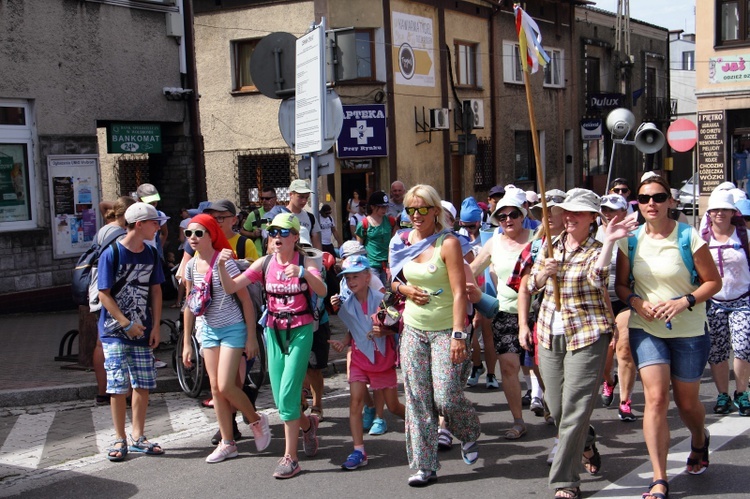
[686,428,709,475]
[128,435,164,455]
[106,438,128,462]
[310,406,324,422]
[554,487,581,499]
[642,479,669,499]
[582,442,601,474]
[504,424,527,440]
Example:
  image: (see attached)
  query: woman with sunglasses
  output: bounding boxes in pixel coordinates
[615,176,721,499]
[471,188,535,440]
[530,188,638,499]
[217,213,327,479]
[181,214,271,463]
[389,184,480,486]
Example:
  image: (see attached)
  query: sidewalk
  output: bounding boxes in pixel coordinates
[0,307,349,408]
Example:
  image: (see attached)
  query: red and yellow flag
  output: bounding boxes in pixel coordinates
[514,4,551,74]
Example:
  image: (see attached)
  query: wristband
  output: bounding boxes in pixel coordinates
[626,293,642,310]
[298,267,305,279]
[397,282,403,295]
[684,293,696,311]
[122,320,134,332]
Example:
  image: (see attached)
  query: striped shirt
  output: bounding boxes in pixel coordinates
[528,234,613,351]
[186,257,244,328]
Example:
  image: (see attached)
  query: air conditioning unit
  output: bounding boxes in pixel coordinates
[430,108,450,130]
[463,99,484,129]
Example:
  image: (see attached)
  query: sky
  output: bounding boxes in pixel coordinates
[593,0,696,33]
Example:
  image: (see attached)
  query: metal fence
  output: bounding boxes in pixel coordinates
[474,137,495,190]
[234,148,296,209]
[115,154,150,196]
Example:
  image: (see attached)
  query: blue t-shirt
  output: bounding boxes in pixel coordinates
[97,241,165,345]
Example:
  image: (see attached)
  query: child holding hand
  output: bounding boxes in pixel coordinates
[329,255,405,470]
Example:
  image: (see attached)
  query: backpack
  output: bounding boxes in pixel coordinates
[186,252,219,317]
[72,227,126,309]
[361,215,397,242]
[627,222,698,287]
[235,234,250,260]
[260,252,318,322]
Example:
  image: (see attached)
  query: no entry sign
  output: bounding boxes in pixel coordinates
[667,119,698,152]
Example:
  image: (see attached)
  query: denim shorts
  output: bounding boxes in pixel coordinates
[200,321,247,349]
[629,327,710,383]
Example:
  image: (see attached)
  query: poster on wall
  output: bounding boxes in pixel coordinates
[0,144,31,223]
[392,11,435,87]
[697,111,726,195]
[47,155,101,259]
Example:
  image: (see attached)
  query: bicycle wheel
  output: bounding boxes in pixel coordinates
[176,330,205,398]
[243,328,267,405]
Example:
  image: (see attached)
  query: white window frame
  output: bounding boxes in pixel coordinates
[543,48,564,88]
[455,41,482,88]
[0,100,38,232]
[502,41,524,85]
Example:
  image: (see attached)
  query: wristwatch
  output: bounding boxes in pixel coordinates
[451,331,469,340]
[684,293,696,311]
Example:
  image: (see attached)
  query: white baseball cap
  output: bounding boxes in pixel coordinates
[125,202,170,224]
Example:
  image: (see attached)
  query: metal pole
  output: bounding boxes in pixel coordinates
[692,145,697,227]
[605,141,618,195]
[310,17,327,223]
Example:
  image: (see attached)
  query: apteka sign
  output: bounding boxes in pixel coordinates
[336,104,388,158]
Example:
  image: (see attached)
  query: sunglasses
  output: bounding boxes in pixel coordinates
[184,229,206,238]
[405,206,433,216]
[546,195,565,203]
[496,210,522,222]
[268,228,293,238]
[260,196,276,201]
[212,215,231,223]
[637,193,670,204]
[459,222,478,227]
[612,188,629,194]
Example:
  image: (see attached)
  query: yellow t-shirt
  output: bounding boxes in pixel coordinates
[616,224,706,338]
[491,231,534,314]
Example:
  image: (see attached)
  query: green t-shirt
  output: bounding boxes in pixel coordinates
[242,207,267,256]
[355,216,393,267]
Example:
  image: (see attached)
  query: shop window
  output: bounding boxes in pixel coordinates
[232,39,260,92]
[455,41,480,87]
[717,1,750,46]
[0,100,36,231]
[543,48,564,88]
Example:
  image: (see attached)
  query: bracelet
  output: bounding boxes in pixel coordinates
[397,283,403,295]
[298,267,305,279]
[122,320,134,332]
[626,293,642,310]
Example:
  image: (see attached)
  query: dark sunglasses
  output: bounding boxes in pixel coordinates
[184,229,206,238]
[637,193,670,204]
[260,196,276,201]
[546,195,565,203]
[459,222,478,227]
[612,188,629,194]
[405,206,433,216]
[496,210,522,222]
[268,228,293,238]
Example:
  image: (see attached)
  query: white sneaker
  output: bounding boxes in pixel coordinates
[546,438,559,465]
[250,413,272,451]
[530,397,544,416]
[206,441,238,463]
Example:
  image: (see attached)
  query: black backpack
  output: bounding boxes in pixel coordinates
[71,228,126,307]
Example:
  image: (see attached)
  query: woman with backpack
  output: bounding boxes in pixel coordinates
[217,213,327,479]
[181,214,271,463]
[615,175,721,499]
[702,189,750,417]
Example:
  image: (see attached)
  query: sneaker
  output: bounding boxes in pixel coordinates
[154,358,168,369]
[530,397,544,416]
[362,406,376,431]
[273,454,301,479]
[341,449,368,470]
[546,438,559,465]
[486,373,500,389]
[211,419,242,446]
[369,417,387,435]
[734,391,750,417]
[250,413,272,451]
[618,399,637,422]
[467,365,485,387]
[437,428,454,451]
[601,375,618,407]
[302,414,319,457]
[408,469,438,487]
[521,389,532,406]
[713,392,732,414]
[461,441,479,465]
[206,441,238,463]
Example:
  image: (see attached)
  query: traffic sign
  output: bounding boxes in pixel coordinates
[667,118,698,152]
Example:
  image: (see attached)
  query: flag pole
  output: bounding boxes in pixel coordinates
[516,3,560,310]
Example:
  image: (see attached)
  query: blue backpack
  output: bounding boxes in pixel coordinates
[627,223,698,287]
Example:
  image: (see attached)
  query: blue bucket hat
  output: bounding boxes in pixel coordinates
[460,197,483,223]
[735,198,750,217]
[339,255,371,275]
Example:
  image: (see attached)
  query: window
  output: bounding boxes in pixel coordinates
[0,100,36,231]
[232,39,260,92]
[455,41,479,87]
[586,57,600,94]
[503,41,524,84]
[237,150,293,207]
[331,29,376,81]
[514,130,539,182]
[354,30,375,79]
[717,1,750,45]
[543,48,564,88]
[682,50,695,70]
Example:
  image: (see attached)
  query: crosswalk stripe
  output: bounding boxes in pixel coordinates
[0,412,56,469]
[91,404,116,454]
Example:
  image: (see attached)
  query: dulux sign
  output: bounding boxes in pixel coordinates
[587,93,625,110]
[581,119,603,140]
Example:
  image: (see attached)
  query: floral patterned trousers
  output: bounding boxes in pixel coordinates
[401,324,481,471]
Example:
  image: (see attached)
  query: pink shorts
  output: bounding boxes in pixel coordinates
[348,363,398,390]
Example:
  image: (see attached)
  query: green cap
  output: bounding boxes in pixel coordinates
[268,213,300,232]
